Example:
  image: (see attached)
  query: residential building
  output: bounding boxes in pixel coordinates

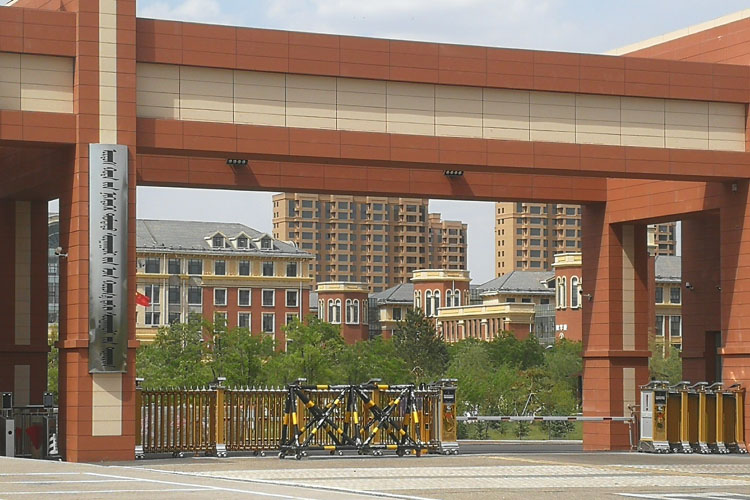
[48,213,59,326]
[135,220,314,348]
[369,283,414,339]
[315,282,369,343]
[653,255,683,352]
[495,202,677,275]
[551,253,583,343]
[272,193,467,291]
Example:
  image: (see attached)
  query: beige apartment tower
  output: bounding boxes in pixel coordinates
[273,194,467,292]
[495,202,677,275]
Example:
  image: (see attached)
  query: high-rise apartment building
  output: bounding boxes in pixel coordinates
[495,202,678,275]
[272,194,467,292]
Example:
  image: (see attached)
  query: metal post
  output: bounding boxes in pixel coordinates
[212,377,227,457]
[135,378,144,459]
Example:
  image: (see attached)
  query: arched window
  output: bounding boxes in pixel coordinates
[433,290,441,316]
[352,299,360,324]
[328,299,334,322]
[345,299,353,324]
[414,291,421,310]
[446,290,452,307]
[319,299,324,319]
[334,299,342,324]
[425,290,433,317]
[454,289,461,307]
[571,276,580,308]
[560,277,567,309]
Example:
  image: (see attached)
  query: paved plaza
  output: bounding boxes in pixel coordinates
[2,445,750,499]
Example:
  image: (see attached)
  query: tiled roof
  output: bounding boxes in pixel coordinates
[136,219,312,258]
[477,271,555,295]
[655,255,681,282]
[370,282,414,304]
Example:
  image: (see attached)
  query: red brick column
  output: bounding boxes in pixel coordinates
[719,180,750,449]
[681,212,721,383]
[581,204,650,450]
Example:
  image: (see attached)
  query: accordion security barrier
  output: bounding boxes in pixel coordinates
[135,378,458,459]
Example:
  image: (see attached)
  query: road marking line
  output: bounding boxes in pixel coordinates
[1,479,138,484]
[0,489,205,495]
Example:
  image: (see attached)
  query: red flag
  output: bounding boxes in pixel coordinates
[136,291,151,307]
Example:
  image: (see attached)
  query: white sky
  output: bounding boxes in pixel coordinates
[127,1,744,282]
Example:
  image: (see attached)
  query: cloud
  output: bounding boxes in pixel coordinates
[137,0,233,25]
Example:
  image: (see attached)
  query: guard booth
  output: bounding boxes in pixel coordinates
[638,381,671,453]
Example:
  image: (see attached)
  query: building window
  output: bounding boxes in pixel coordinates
[571,276,580,309]
[168,285,180,305]
[655,315,664,336]
[262,313,275,333]
[237,236,248,248]
[433,290,441,316]
[670,316,682,337]
[425,290,433,317]
[214,288,227,306]
[144,285,160,326]
[393,307,402,321]
[328,299,341,324]
[414,291,421,310]
[239,261,250,276]
[188,259,203,275]
[168,258,181,274]
[286,313,298,325]
[655,286,664,304]
[318,299,324,320]
[168,312,181,324]
[286,289,298,308]
[214,311,227,325]
[238,288,251,307]
[446,290,452,307]
[557,277,567,309]
[214,260,226,276]
[212,235,225,248]
[286,261,298,277]
[238,312,251,328]
[670,287,681,304]
[454,289,461,307]
[346,299,360,324]
[145,258,160,274]
[261,237,272,250]
[262,261,274,277]
[262,289,275,307]
[187,286,202,305]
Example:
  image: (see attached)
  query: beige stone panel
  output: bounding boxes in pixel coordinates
[576,106,620,123]
[0,80,20,97]
[99,12,116,29]
[20,54,72,72]
[531,116,575,133]
[286,73,336,90]
[0,96,20,110]
[622,109,664,125]
[708,113,745,129]
[665,136,709,149]
[286,87,336,106]
[180,107,233,123]
[93,372,121,394]
[137,76,180,96]
[483,100,529,117]
[531,90,575,106]
[338,77,385,94]
[387,121,434,135]
[484,88,529,103]
[531,102,575,120]
[99,0,116,14]
[137,90,180,108]
[234,98,285,116]
[13,365,30,407]
[576,119,620,134]
[99,39,117,58]
[387,94,434,112]
[337,104,386,121]
[387,108,434,125]
[234,83,284,101]
[484,114,530,130]
[0,52,20,68]
[387,81,434,98]
[22,96,73,113]
[666,112,708,128]
[137,62,180,81]
[709,126,745,141]
[286,114,336,129]
[92,420,122,436]
[337,118,386,133]
[436,97,482,115]
[180,94,233,112]
[576,93,620,109]
[0,55,20,83]
[100,71,117,89]
[530,129,575,143]
[181,79,233,99]
[623,367,636,417]
[622,122,664,138]
[436,84,482,100]
[234,69,285,87]
[621,134,665,148]
[665,99,708,114]
[575,132,620,146]
[709,139,745,152]
[287,101,336,119]
[623,96,665,111]
[137,104,179,120]
[483,126,530,141]
[709,101,745,116]
[338,91,385,108]
[435,124,483,138]
[666,124,708,140]
[435,111,482,128]
[234,111,286,126]
[181,66,232,84]
[20,68,72,88]
[99,99,117,117]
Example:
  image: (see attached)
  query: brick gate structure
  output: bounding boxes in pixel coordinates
[1,0,750,460]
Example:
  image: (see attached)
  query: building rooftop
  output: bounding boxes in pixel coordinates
[655,255,681,283]
[477,271,555,296]
[136,219,312,258]
[370,282,414,304]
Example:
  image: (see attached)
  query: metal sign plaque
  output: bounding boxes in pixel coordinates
[89,144,128,373]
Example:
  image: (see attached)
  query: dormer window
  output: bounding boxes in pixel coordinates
[237,236,248,249]
[260,237,272,250]
[212,235,225,248]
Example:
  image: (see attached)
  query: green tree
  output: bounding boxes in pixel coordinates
[47,324,59,402]
[393,309,449,383]
[136,316,214,388]
[649,335,683,384]
[203,316,275,387]
[337,337,410,384]
[486,332,545,370]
